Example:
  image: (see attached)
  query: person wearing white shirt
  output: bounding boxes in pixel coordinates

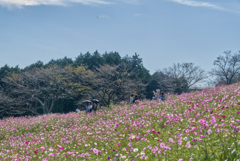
[86,103,92,113]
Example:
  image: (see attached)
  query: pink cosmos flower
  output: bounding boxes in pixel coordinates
[140,155,145,159]
[48,153,54,156]
[178,159,184,161]
[164,146,171,150]
[186,142,191,148]
[152,130,156,134]
[40,146,45,151]
[169,138,174,143]
[160,143,165,148]
[178,139,182,145]
[151,149,156,153]
[237,111,240,114]
[192,138,197,142]
[117,144,120,146]
[211,116,216,124]
[93,148,99,155]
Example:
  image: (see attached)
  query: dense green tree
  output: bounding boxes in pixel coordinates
[0,65,21,89]
[23,61,44,71]
[0,51,169,116]
[46,56,73,68]
[87,50,105,70]
[102,51,122,65]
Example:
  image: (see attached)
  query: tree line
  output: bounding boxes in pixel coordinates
[0,50,240,118]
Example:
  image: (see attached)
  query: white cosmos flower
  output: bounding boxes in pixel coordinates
[183,137,188,141]
[133,148,138,152]
[121,155,126,159]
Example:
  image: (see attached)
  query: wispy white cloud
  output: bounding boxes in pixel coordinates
[133,13,144,17]
[168,0,225,10]
[117,0,140,5]
[0,0,112,8]
[0,0,144,9]
[97,15,110,18]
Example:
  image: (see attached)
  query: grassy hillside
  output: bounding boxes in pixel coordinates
[0,83,240,160]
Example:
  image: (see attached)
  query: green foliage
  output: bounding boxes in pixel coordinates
[23,61,44,71]
[46,56,73,68]
[0,51,152,115]
[0,64,21,87]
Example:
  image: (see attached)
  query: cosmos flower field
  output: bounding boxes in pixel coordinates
[1,84,240,161]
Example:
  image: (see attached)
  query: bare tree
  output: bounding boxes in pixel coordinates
[152,71,174,93]
[204,79,216,88]
[2,65,90,114]
[209,51,240,85]
[156,63,206,94]
[0,86,40,117]
[87,63,146,106]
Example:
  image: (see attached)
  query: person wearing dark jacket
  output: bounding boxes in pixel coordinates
[160,92,165,101]
[133,95,138,103]
[92,102,98,114]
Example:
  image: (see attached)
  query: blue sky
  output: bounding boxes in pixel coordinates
[0,0,240,78]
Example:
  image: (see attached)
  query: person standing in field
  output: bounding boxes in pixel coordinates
[130,94,134,103]
[160,92,165,101]
[153,89,160,100]
[92,102,98,114]
[133,95,138,103]
[86,102,92,113]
